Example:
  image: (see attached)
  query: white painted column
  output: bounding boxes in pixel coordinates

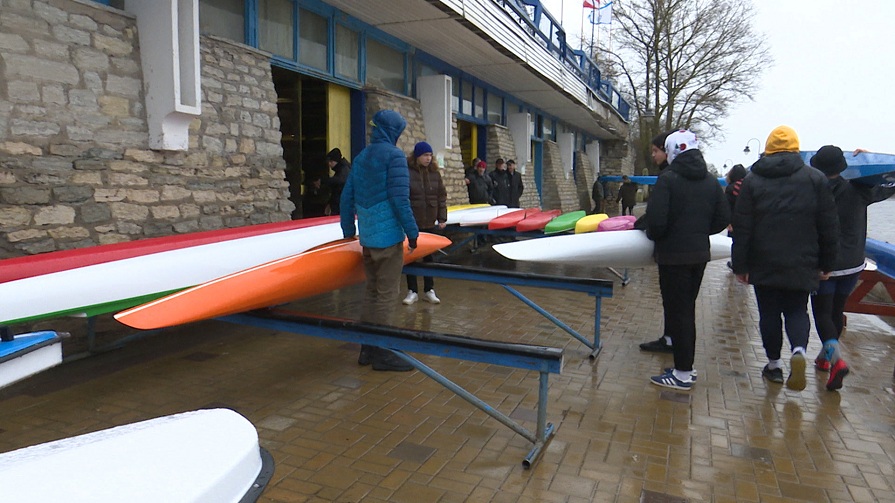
[126,0,201,151]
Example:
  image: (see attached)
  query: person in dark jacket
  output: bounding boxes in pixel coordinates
[490,158,512,206]
[646,129,730,390]
[591,177,604,214]
[731,126,839,391]
[724,164,747,216]
[809,145,895,391]
[507,159,524,208]
[639,130,677,353]
[465,160,492,204]
[341,110,420,372]
[325,148,351,215]
[402,141,447,306]
[616,176,639,215]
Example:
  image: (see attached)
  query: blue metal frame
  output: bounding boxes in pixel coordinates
[402,262,613,358]
[220,308,562,467]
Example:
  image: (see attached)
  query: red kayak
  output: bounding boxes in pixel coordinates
[488,208,539,230]
[516,209,562,232]
[0,216,340,284]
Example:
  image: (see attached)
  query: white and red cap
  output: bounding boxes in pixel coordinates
[664,129,699,164]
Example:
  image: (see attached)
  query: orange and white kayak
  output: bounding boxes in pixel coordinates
[115,233,451,330]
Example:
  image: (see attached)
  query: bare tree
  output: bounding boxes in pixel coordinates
[600,0,771,173]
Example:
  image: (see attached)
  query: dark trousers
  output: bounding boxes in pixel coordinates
[406,253,435,293]
[621,203,634,215]
[811,272,860,343]
[658,263,706,372]
[754,286,810,360]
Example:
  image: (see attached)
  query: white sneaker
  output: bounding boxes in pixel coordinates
[402,291,418,305]
[423,290,441,304]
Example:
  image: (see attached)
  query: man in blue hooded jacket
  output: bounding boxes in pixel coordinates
[341,110,420,372]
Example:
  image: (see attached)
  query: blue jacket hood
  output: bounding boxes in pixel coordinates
[371,110,406,145]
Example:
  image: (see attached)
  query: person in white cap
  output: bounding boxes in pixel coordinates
[645,129,730,391]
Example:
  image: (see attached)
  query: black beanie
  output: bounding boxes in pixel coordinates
[810,145,847,175]
[326,148,342,162]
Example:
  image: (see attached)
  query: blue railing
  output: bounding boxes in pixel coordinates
[493,0,630,121]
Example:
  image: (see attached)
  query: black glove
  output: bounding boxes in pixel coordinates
[408,237,418,250]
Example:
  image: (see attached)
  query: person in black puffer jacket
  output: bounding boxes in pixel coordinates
[808,145,895,391]
[646,129,730,391]
[731,125,839,391]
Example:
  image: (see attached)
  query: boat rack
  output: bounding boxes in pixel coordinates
[403,263,614,358]
[439,225,633,285]
[221,309,563,469]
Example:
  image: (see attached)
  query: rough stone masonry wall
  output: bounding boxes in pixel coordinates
[362,88,468,205]
[485,125,538,208]
[575,150,596,213]
[540,141,581,212]
[0,0,291,260]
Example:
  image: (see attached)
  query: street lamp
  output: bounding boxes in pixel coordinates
[723,159,734,169]
[743,138,761,155]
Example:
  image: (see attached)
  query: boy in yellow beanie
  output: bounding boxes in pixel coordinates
[730,125,839,391]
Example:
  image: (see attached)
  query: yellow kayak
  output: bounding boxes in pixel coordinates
[447,203,490,212]
[574,213,609,233]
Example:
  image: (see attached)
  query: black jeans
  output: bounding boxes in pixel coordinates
[658,263,707,372]
[406,252,435,293]
[753,286,810,360]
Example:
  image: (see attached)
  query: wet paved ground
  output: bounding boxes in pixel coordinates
[1,201,894,502]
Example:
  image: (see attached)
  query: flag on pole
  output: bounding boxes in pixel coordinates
[583,0,599,8]
[587,1,613,24]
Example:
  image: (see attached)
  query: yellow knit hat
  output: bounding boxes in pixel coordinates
[764,125,800,154]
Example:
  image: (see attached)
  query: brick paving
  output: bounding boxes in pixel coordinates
[2,253,895,502]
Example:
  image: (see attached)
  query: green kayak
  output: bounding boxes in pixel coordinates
[543,210,587,234]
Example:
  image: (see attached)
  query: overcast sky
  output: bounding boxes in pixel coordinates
[540,0,895,172]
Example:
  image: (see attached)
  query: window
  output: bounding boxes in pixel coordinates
[299,8,328,71]
[259,0,293,58]
[199,0,244,43]
[543,118,554,140]
[461,81,473,116]
[487,93,502,124]
[335,24,358,80]
[367,39,405,94]
[474,86,484,119]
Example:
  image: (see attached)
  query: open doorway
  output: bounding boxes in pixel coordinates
[456,120,486,173]
[272,67,328,219]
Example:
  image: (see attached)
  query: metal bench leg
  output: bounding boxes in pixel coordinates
[501,285,596,354]
[387,349,554,468]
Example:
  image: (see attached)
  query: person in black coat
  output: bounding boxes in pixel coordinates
[808,145,895,391]
[490,158,512,206]
[638,130,676,353]
[731,126,839,391]
[507,159,524,208]
[724,164,747,216]
[465,160,492,204]
[325,148,351,215]
[646,130,730,390]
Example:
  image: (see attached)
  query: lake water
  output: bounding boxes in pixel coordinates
[867,197,895,243]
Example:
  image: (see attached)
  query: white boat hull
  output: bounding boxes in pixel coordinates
[1,222,343,325]
[0,408,270,502]
[493,230,732,268]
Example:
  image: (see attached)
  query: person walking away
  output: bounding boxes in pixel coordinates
[507,159,524,208]
[731,125,839,391]
[490,158,512,206]
[723,163,748,269]
[403,142,447,305]
[809,146,895,391]
[646,129,729,390]
[325,148,351,215]
[617,175,639,215]
[340,110,420,372]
